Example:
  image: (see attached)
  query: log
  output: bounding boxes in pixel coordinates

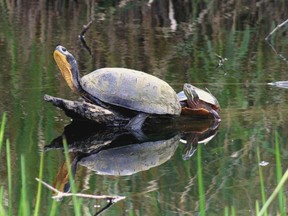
[43,94,129,126]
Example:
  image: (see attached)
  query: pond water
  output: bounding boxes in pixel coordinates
[1,1,288,215]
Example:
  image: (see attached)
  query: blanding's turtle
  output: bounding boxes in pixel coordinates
[53,45,181,129]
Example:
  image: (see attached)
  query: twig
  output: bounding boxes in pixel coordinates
[79,20,93,55]
[94,200,114,216]
[265,19,288,64]
[265,18,288,41]
[35,178,125,203]
[80,20,93,36]
[265,40,288,64]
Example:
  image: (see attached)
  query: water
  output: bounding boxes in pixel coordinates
[1,1,288,215]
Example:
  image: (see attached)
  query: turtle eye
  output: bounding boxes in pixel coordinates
[61,47,68,54]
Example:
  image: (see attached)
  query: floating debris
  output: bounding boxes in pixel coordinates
[259,161,269,167]
[268,81,288,89]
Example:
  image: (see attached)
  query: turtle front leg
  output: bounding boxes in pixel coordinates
[125,113,148,131]
[210,109,221,121]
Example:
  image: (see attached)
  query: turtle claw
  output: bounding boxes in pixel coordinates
[210,109,221,121]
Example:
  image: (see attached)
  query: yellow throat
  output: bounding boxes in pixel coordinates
[53,50,77,92]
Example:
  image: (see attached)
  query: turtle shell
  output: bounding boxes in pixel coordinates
[178,84,220,110]
[78,134,180,176]
[181,107,211,116]
[81,68,181,115]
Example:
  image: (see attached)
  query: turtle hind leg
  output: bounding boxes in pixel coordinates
[125,113,148,131]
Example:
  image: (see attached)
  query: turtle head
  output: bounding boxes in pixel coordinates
[183,83,199,106]
[54,45,82,93]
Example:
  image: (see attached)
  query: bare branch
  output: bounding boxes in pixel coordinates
[265,19,288,64]
[35,178,125,202]
[265,19,288,41]
[79,20,93,55]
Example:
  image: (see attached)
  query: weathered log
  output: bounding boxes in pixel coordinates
[43,94,129,126]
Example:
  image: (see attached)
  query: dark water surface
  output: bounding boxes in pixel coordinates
[1,1,288,215]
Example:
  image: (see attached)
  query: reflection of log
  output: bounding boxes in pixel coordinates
[43,94,129,126]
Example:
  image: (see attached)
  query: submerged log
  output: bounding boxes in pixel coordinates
[43,94,129,126]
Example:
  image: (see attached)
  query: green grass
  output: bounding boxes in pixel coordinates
[225,132,288,216]
[34,151,44,216]
[19,155,30,216]
[0,113,6,153]
[256,132,288,216]
[256,146,267,216]
[0,187,5,215]
[274,131,285,214]
[1,113,288,215]
[63,139,82,216]
[197,145,205,215]
[6,140,12,216]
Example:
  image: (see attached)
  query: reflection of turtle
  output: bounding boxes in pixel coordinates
[180,120,220,160]
[47,125,180,193]
[178,83,220,119]
[48,119,219,194]
[54,46,181,129]
[79,134,180,176]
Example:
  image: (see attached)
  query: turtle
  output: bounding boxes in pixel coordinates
[177,83,220,119]
[53,45,181,129]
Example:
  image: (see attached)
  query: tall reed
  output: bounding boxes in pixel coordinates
[63,139,81,216]
[256,147,267,216]
[0,113,6,153]
[197,145,205,215]
[6,140,12,216]
[34,151,44,216]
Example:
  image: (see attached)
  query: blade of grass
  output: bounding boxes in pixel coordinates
[256,147,267,216]
[34,151,44,216]
[19,155,30,216]
[0,113,7,153]
[49,198,59,216]
[224,206,229,216]
[197,145,205,216]
[63,139,81,216]
[0,187,6,215]
[274,131,284,214]
[231,206,236,216]
[6,139,12,216]
[255,200,260,215]
[258,169,288,216]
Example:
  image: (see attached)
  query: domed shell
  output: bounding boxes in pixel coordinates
[81,68,181,115]
[78,134,180,176]
[178,84,220,108]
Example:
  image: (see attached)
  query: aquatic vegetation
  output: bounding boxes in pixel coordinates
[0,113,288,215]
[0,113,6,154]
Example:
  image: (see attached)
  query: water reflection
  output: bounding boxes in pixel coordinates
[45,119,219,198]
[268,81,288,89]
[181,121,219,160]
